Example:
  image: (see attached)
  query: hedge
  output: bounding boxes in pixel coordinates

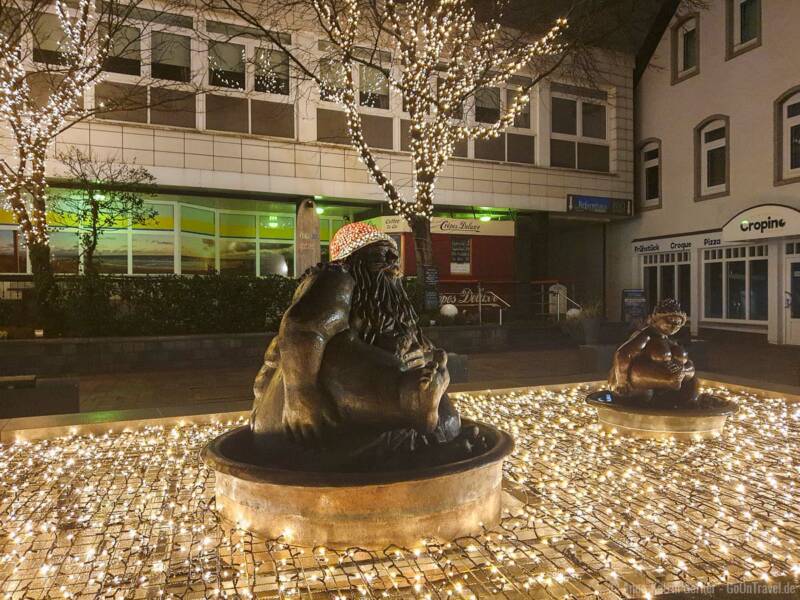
[8,274,299,337]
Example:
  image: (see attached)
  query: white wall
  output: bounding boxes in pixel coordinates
[607,0,800,321]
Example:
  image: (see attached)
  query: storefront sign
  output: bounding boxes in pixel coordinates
[567,195,632,217]
[632,231,722,254]
[722,204,800,242]
[367,216,514,237]
[621,289,648,324]
[439,288,510,309]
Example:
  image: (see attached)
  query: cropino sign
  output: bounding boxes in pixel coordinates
[722,204,800,241]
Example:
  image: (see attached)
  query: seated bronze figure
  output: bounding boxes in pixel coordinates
[249,222,471,469]
[609,298,699,407]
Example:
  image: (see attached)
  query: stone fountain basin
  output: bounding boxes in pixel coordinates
[201,419,514,549]
[586,390,739,440]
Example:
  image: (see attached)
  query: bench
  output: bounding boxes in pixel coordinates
[0,375,79,418]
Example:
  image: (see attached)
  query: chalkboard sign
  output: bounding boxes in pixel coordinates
[424,290,440,311]
[449,238,471,274]
[422,265,439,287]
[422,265,440,311]
[621,288,648,325]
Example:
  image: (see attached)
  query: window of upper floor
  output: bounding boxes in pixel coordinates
[776,88,800,186]
[549,82,609,173]
[695,117,729,200]
[726,0,761,60]
[639,139,661,210]
[671,14,699,85]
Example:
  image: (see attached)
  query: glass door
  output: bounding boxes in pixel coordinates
[785,259,800,345]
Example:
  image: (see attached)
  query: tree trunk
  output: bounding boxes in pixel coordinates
[27,241,57,330]
[410,215,434,271]
[410,215,438,315]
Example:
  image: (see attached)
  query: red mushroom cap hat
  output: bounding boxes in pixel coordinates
[329,222,397,262]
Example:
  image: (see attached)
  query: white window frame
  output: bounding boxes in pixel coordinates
[549,90,609,171]
[700,120,727,197]
[642,251,691,312]
[701,244,768,322]
[640,141,660,208]
[783,92,800,179]
[676,17,698,76]
[732,0,759,50]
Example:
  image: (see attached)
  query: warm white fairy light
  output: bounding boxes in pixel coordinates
[313,0,567,221]
[0,0,106,247]
[0,384,798,598]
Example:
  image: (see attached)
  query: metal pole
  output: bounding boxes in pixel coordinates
[478,283,483,325]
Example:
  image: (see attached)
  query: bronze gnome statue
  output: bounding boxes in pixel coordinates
[249,222,472,470]
[609,298,700,407]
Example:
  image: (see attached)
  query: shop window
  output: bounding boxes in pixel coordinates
[449,237,471,275]
[255,48,290,95]
[103,25,141,76]
[506,88,530,128]
[642,251,691,315]
[220,213,256,275]
[703,245,767,321]
[206,94,248,133]
[32,13,66,65]
[132,234,174,274]
[49,230,79,274]
[260,242,293,277]
[695,116,729,199]
[95,82,147,123]
[209,41,245,89]
[181,206,215,274]
[671,15,699,84]
[0,229,24,273]
[359,64,389,109]
[475,87,500,124]
[727,0,760,59]
[95,231,129,274]
[550,85,610,172]
[640,140,661,209]
[151,31,191,82]
[776,89,800,184]
[259,214,294,277]
[133,203,174,274]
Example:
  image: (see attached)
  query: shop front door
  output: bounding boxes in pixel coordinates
[785,259,800,345]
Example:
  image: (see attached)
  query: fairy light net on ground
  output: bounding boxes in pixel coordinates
[1,384,799,599]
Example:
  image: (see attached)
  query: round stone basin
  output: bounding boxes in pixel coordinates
[586,390,739,441]
[201,420,514,549]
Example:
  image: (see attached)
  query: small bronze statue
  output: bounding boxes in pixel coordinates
[250,222,468,469]
[609,298,699,407]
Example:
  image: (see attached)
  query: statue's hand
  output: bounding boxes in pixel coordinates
[282,387,338,443]
[399,343,427,372]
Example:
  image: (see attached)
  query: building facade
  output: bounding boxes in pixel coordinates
[608,0,800,344]
[0,9,635,315]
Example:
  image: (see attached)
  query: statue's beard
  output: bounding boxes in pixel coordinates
[349,258,421,350]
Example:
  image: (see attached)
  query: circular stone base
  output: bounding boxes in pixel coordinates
[201,421,513,549]
[586,390,738,440]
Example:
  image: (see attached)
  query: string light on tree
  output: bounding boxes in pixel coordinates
[312,0,567,222]
[0,0,107,249]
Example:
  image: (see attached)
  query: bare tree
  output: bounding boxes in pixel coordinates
[51,147,156,275]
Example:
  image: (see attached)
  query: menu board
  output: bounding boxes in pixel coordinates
[422,265,439,311]
[621,288,648,325]
[449,238,471,275]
